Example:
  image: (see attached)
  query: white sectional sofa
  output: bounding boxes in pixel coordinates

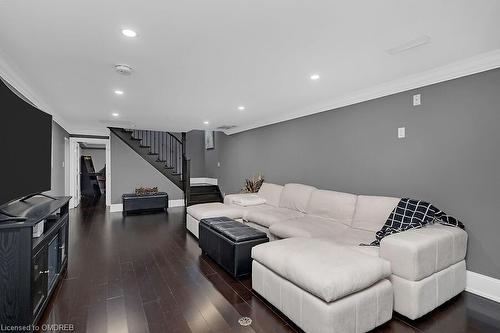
[186,182,467,327]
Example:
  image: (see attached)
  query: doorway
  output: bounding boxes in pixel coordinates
[69,137,110,209]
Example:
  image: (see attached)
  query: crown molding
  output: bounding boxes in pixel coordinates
[225,49,500,135]
[0,50,73,133]
[2,46,500,136]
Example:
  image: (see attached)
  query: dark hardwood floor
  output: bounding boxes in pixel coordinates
[39,202,500,333]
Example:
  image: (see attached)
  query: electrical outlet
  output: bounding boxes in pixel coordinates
[217,162,221,167]
[413,94,421,106]
[398,127,406,138]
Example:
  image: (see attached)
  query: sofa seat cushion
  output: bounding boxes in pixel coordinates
[269,217,376,245]
[244,206,304,227]
[268,216,349,239]
[187,202,243,221]
[279,183,316,213]
[252,238,391,302]
[305,189,358,226]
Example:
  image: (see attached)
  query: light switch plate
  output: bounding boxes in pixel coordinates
[398,127,406,138]
[413,94,421,106]
[217,162,221,167]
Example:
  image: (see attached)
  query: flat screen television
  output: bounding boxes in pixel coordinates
[0,77,52,206]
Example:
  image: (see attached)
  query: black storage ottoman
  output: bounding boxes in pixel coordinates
[122,192,168,215]
[199,216,269,278]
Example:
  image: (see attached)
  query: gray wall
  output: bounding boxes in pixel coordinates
[186,130,206,178]
[46,121,69,196]
[110,132,183,204]
[81,148,106,171]
[206,68,500,279]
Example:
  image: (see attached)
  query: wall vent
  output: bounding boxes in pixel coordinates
[216,125,237,130]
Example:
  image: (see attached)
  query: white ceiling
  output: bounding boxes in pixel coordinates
[0,1,499,135]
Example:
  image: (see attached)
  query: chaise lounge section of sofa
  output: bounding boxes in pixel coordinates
[186,182,467,323]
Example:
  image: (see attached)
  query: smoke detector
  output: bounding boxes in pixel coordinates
[114,64,134,75]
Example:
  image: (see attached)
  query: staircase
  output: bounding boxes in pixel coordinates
[189,183,223,205]
[109,127,222,206]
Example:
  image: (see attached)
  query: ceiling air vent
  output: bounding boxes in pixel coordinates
[114,64,134,75]
[216,125,237,130]
[386,36,431,55]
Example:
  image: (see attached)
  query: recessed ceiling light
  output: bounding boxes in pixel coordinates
[203,121,209,125]
[237,106,245,111]
[121,29,137,38]
[114,90,124,95]
[112,112,120,117]
[310,74,320,81]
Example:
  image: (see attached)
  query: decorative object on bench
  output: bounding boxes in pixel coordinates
[368,197,465,246]
[241,173,264,193]
[199,216,268,278]
[122,192,168,215]
[134,186,159,196]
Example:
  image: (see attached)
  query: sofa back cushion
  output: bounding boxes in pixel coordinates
[257,183,283,207]
[306,190,357,226]
[352,195,400,232]
[279,183,316,213]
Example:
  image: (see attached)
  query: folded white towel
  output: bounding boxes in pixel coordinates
[232,194,266,206]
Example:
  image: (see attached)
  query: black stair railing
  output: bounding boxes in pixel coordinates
[130,129,186,176]
[127,129,190,196]
[110,127,191,203]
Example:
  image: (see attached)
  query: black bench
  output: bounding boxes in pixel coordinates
[199,217,269,278]
[122,192,168,215]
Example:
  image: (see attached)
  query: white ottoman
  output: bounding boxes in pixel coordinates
[252,238,394,333]
[186,202,244,238]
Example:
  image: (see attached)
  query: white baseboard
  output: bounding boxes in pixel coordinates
[466,270,500,303]
[169,199,185,207]
[110,203,123,212]
[109,199,185,213]
[191,177,218,185]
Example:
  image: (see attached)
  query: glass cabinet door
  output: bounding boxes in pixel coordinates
[47,235,60,290]
[32,248,48,315]
[59,220,68,266]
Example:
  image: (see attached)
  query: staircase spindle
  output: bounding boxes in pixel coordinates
[153,131,156,153]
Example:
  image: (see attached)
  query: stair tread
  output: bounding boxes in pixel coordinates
[188,199,223,205]
[190,183,217,187]
[190,192,220,196]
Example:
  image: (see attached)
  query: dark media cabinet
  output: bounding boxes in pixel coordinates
[0,196,71,329]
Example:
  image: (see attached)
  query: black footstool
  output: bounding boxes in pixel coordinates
[199,216,269,278]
